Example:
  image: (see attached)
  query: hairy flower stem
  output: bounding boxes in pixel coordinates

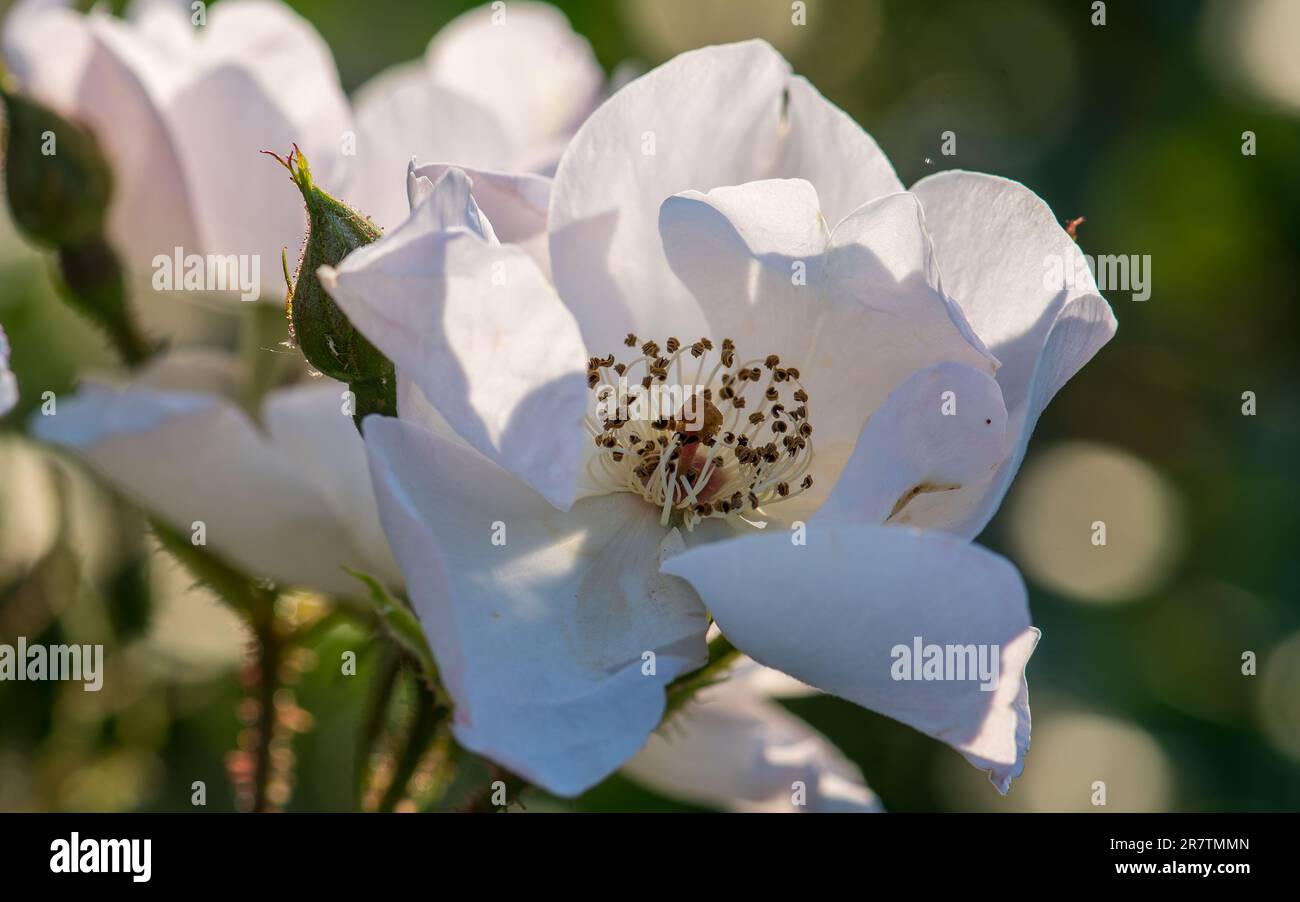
[376,679,446,813]
[57,235,156,367]
[251,618,282,814]
[149,520,295,811]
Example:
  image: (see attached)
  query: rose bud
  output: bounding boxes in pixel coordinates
[270,145,395,426]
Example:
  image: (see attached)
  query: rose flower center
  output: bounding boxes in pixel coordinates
[585,335,815,530]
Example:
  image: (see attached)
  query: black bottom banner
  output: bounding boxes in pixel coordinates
[0,812,1284,889]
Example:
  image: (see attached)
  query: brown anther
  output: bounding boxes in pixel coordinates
[585,335,814,525]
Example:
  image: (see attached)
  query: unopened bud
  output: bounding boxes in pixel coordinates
[269,145,395,425]
[0,81,112,248]
[1,81,154,365]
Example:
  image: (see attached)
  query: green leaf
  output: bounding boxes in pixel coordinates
[355,642,402,809]
[344,567,440,695]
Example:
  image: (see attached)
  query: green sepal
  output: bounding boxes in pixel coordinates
[344,567,440,696]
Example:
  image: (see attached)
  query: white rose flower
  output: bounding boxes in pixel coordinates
[321,41,1117,797]
[23,18,877,806]
[35,348,880,810]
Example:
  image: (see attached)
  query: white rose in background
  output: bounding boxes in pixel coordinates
[2,0,602,307]
[322,41,1117,797]
[625,657,882,813]
[2,0,352,301]
[32,348,402,600]
[345,1,603,232]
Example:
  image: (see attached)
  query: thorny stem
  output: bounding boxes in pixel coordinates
[376,679,447,813]
[251,616,282,814]
[150,521,283,811]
